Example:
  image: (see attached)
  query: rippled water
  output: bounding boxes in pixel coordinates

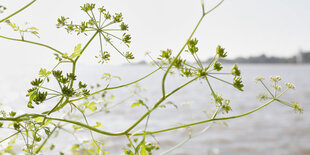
[0,64,309,155]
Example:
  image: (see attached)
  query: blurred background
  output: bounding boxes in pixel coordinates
[0,0,309,154]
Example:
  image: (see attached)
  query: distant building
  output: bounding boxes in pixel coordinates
[296,50,310,63]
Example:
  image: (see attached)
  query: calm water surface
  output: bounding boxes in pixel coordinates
[0,64,309,155]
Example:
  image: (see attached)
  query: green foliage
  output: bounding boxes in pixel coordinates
[5,20,39,40]
[0,1,303,155]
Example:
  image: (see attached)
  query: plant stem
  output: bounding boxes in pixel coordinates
[35,126,57,153]
[161,15,204,97]
[0,131,19,143]
[161,0,224,97]
[207,74,234,86]
[0,35,64,55]
[70,67,161,102]
[124,77,199,133]
[138,99,275,135]
[0,0,37,23]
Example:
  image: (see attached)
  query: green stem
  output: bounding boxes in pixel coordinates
[207,74,234,86]
[161,0,224,97]
[102,29,123,31]
[0,0,37,23]
[208,72,232,75]
[136,99,275,135]
[74,31,99,62]
[0,131,19,143]
[40,86,61,94]
[0,35,63,55]
[46,97,64,115]
[124,77,198,133]
[205,77,223,105]
[162,15,204,97]
[276,88,289,98]
[260,80,274,98]
[70,67,161,102]
[35,126,57,153]
[101,32,126,58]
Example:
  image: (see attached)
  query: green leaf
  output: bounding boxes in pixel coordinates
[93,122,103,128]
[131,100,143,108]
[39,68,51,76]
[73,125,82,131]
[140,142,148,155]
[84,102,98,111]
[69,43,82,59]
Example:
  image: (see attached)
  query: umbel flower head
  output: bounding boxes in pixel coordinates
[56,3,133,63]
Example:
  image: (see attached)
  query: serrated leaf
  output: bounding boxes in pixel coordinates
[39,68,51,76]
[93,122,103,128]
[83,102,97,112]
[69,43,82,59]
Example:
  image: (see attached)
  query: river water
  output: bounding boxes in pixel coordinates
[0,64,309,155]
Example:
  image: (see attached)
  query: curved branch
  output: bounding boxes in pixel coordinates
[0,0,37,23]
[135,99,275,135]
[0,35,64,55]
[70,67,162,102]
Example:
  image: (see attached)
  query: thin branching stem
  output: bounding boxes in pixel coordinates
[0,0,37,23]
[0,35,64,55]
[135,99,275,135]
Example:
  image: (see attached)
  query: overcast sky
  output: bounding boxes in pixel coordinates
[1,0,310,65]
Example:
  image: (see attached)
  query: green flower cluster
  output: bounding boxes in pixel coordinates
[56,3,133,63]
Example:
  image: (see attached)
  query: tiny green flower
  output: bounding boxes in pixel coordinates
[255,76,264,82]
[258,93,269,101]
[231,64,241,76]
[67,73,77,81]
[172,57,186,69]
[181,67,193,77]
[120,22,129,31]
[272,85,281,91]
[33,91,48,104]
[233,76,244,91]
[186,38,199,54]
[78,81,87,89]
[56,16,69,28]
[113,13,123,23]
[31,78,43,86]
[52,70,63,79]
[61,86,75,97]
[125,51,134,59]
[160,49,172,59]
[122,33,131,44]
[213,61,223,71]
[98,6,106,13]
[270,76,281,82]
[285,83,295,89]
[96,51,111,63]
[81,3,95,12]
[222,100,232,113]
[104,12,111,20]
[216,45,227,58]
[59,77,69,84]
[292,101,303,113]
[196,67,208,77]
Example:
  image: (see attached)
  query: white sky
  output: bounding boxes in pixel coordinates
[1,0,310,65]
